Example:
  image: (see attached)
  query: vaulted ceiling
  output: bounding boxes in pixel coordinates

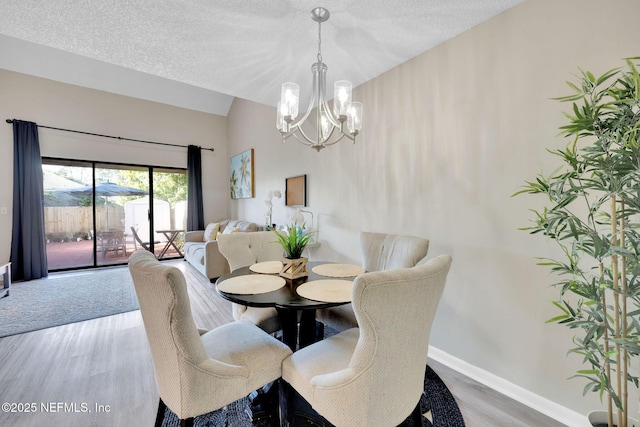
[0,1,523,115]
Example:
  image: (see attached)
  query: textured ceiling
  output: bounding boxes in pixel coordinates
[0,0,523,115]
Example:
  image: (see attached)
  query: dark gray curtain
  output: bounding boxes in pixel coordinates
[11,120,48,281]
[186,145,204,231]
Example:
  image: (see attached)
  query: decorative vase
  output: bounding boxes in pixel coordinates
[588,410,639,427]
[280,257,308,280]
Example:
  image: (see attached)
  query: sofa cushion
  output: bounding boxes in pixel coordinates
[217,219,231,233]
[184,242,204,259]
[192,247,205,265]
[203,223,220,241]
[222,220,258,234]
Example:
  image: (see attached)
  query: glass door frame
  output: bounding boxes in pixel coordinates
[43,157,186,272]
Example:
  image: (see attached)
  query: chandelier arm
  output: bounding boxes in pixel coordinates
[328,122,356,144]
[312,124,350,146]
[320,122,337,145]
[287,123,354,148]
[289,99,314,130]
[282,124,318,147]
[293,124,321,146]
[288,66,319,130]
[292,130,320,147]
[315,63,342,128]
[281,130,305,144]
[323,132,348,146]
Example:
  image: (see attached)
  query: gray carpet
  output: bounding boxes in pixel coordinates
[0,267,139,337]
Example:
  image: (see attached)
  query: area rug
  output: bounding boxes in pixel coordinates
[0,267,139,337]
[161,365,465,427]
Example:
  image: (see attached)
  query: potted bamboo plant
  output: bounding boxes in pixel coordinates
[516,57,640,427]
[274,224,312,279]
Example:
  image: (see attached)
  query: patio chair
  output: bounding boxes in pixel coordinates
[130,226,159,253]
[99,229,126,257]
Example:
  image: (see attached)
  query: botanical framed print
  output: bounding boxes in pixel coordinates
[230,149,254,199]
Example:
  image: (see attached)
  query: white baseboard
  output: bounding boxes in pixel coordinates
[428,346,587,427]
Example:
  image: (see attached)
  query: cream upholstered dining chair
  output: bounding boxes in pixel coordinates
[317,231,429,332]
[217,231,284,334]
[281,255,452,427]
[128,250,291,427]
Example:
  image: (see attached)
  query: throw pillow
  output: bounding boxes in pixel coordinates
[203,223,220,241]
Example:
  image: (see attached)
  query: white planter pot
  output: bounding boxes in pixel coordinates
[588,410,639,427]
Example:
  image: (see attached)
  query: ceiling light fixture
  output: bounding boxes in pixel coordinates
[276,7,363,152]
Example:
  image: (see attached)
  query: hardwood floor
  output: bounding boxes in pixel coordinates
[0,260,567,426]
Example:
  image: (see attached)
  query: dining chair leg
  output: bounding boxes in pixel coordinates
[154,398,166,427]
[409,400,425,427]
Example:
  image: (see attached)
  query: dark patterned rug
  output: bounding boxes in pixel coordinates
[161,364,465,427]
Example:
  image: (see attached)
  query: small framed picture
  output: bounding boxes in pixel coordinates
[286,174,307,206]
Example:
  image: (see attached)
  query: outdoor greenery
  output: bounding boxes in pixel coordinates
[43,165,187,241]
[45,167,187,208]
[119,169,187,207]
[515,58,640,426]
[274,224,311,259]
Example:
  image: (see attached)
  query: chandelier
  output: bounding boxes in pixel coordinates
[276,7,363,152]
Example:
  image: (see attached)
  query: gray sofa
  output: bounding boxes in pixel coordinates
[183,219,262,280]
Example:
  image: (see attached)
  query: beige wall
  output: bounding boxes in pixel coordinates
[0,69,229,264]
[226,0,640,419]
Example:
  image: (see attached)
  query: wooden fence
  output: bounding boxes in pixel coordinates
[44,206,125,240]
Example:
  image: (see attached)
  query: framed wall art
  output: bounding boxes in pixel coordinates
[285,174,307,206]
[230,149,254,199]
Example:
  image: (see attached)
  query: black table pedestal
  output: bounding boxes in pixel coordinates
[277,308,317,352]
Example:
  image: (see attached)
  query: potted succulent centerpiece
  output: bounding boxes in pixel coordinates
[274,224,312,280]
[516,58,640,427]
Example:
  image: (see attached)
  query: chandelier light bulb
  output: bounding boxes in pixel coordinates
[321,114,331,140]
[333,80,352,119]
[347,102,363,134]
[276,101,286,132]
[280,82,299,120]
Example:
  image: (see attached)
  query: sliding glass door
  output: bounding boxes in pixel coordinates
[43,159,186,271]
[94,164,149,267]
[43,160,95,270]
[151,168,187,259]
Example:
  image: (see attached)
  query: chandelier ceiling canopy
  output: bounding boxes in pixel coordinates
[276,7,363,152]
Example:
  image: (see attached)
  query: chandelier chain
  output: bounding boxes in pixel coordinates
[317,19,322,63]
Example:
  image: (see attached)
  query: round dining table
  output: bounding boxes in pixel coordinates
[215,261,362,351]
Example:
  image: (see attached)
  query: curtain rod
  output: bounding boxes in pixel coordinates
[5,119,214,152]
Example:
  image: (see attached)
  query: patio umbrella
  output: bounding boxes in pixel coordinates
[55,182,148,228]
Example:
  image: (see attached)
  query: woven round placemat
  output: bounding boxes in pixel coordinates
[296,279,353,303]
[217,274,286,295]
[312,263,365,278]
[249,261,283,274]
